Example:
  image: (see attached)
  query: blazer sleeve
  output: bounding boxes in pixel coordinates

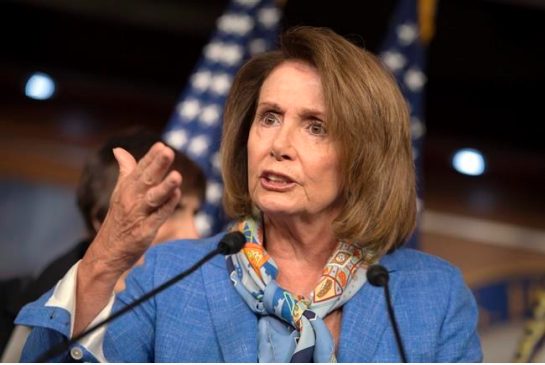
[17,249,160,362]
[16,260,114,362]
[100,252,159,362]
[436,267,483,362]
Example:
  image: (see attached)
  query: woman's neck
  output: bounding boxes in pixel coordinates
[262,214,339,297]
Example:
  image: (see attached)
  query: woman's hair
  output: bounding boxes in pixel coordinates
[77,128,206,235]
[221,26,416,255]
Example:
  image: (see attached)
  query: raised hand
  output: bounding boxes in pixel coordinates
[75,142,182,335]
[90,142,182,274]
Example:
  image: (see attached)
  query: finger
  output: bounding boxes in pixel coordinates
[113,147,137,179]
[136,142,175,187]
[147,188,182,230]
[145,170,182,210]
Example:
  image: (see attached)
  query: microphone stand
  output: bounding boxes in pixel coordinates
[382,278,407,363]
[367,264,408,363]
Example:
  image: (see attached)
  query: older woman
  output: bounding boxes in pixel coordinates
[16,27,481,362]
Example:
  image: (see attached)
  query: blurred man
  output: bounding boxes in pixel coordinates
[1,127,206,361]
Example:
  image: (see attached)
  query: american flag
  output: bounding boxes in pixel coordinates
[163,0,281,236]
[379,0,428,248]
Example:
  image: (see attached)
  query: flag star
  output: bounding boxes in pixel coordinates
[212,151,222,173]
[205,42,244,66]
[206,182,223,204]
[200,104,221,126]
[217,13,254,36]
[411,117,426,139]
[210,73,232,95]
[258,7,281,29]
[221,43,244,66]
[404,68,427,92]
[177,99,201,120]
[234,0,259,8]
[205,42,223,62]
[164,130,188,150]
[381,50,407,72]
[188,135,210,157]
[397,23,418,46]
[191,71,211,92]
[195,212,213,236]
[249,38,266,55]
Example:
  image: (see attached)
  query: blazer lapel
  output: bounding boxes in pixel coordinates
[338,256,403,362]
[201,256,258,362]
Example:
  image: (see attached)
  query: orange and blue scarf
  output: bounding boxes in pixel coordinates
[226,217,374,362]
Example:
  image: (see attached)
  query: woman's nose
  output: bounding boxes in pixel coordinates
[270,123,295,161]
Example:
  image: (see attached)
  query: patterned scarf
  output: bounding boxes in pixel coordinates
[226,217,374,362]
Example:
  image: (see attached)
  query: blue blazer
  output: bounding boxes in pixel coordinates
[17,233,482,362]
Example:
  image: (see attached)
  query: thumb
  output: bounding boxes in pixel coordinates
[113,147,137,178]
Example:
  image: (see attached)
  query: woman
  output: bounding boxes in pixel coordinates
[16,27,482,362]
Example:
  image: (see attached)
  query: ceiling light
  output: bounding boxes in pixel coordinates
[24,72,55,100]
[452,148,486,176]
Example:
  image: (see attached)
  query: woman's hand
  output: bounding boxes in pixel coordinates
[90,142,182,274]
[74,142,182,335]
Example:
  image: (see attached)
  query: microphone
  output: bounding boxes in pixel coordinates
[36,231,246,362]
[367,264,408,363]
[217,231,247,255]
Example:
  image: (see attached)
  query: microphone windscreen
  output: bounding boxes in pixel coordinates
[367,264,389,287]
[217,231,246,255]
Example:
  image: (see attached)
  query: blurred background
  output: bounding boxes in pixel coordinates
[0,0,544,361]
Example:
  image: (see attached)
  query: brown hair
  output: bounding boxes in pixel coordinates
[77,128,206,235]
[221,26,416,255]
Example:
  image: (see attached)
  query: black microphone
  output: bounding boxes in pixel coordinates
[367,264,408,363]
[36,231,246,362]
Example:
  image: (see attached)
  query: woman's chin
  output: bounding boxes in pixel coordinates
[256,199,298,217]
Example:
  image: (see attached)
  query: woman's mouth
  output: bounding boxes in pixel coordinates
[260,171,296,191]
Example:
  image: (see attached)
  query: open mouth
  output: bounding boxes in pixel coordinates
[260,171,296,191]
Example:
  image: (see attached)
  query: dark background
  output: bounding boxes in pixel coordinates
[0,0,544,225]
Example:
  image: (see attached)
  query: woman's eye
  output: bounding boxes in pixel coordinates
[260,112,278,126]
[308,121,327,136]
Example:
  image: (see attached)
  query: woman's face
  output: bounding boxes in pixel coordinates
[247,60,342,222]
